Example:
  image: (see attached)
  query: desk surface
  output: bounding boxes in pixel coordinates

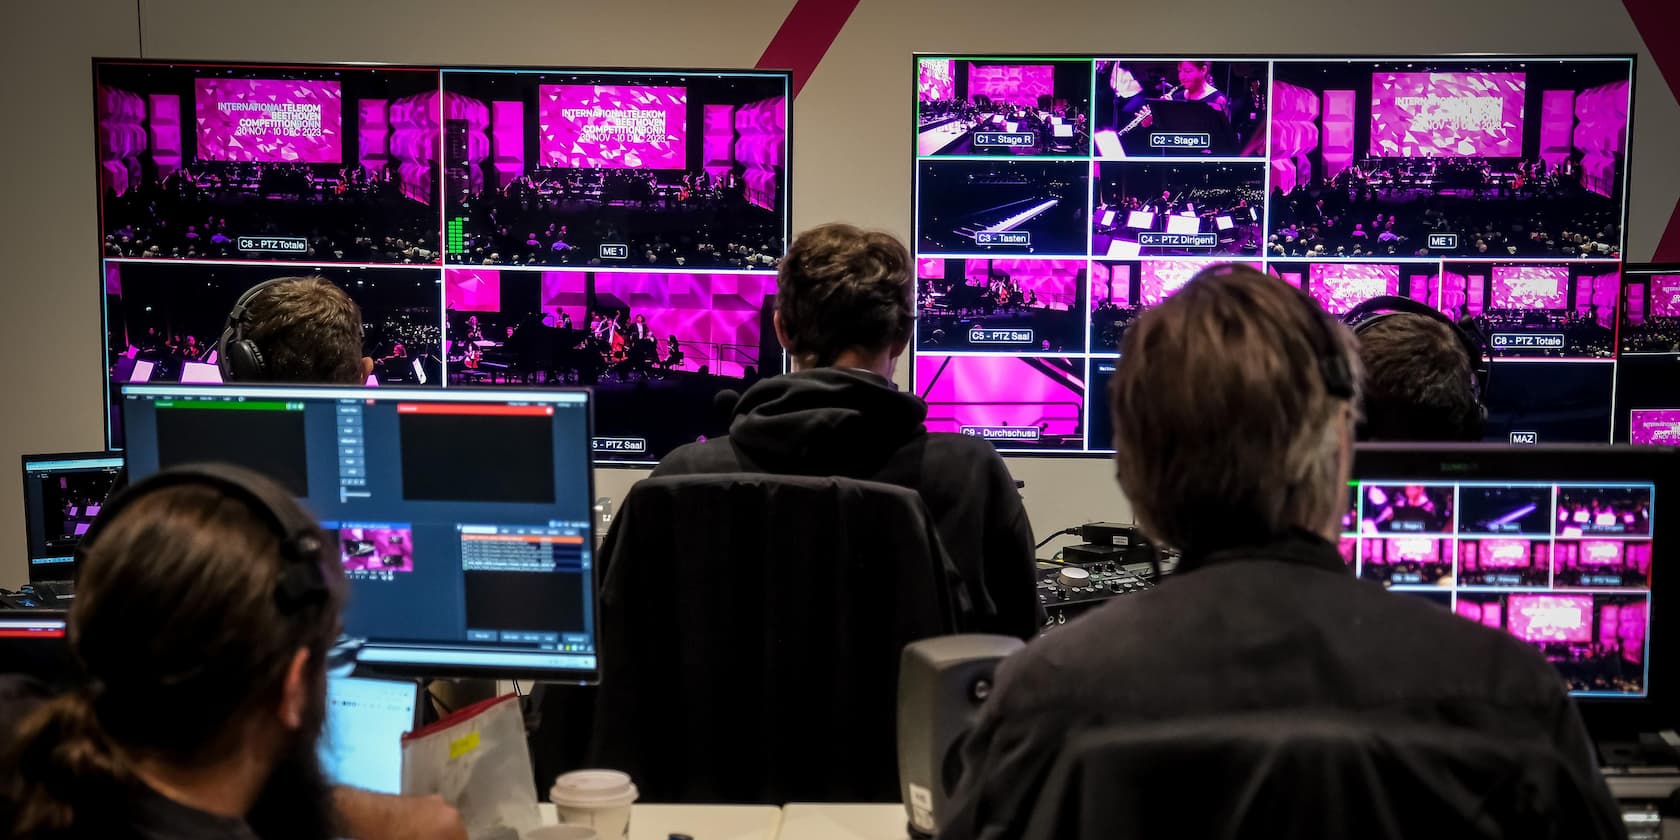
[776,804,909,840]
[538,803,784,840]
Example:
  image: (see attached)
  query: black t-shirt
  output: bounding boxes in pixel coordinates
[940,533,1619,840]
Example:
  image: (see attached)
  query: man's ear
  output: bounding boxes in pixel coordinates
[773,311,794,352]
[278,647,313,730]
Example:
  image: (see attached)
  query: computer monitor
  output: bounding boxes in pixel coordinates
[0,611,76,690]
[1351,444,1674,733]
[119,384,599,682]
[320,676,422,794]
[915,54,1634,455]
[20,453,125,584]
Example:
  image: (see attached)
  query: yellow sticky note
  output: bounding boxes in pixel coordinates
[448,730,480,760]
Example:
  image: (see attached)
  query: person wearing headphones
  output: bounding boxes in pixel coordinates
[939,265,1617,838]
[218,275,372,385]
[77,276,464,839]
[651,223,1041,640]
[1343,295,1487,442]
[3,466,347,838]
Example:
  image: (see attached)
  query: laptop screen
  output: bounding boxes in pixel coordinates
[20,454,125,583]
[319,676,420,795]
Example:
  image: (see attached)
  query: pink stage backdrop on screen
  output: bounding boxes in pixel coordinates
[916,355,1083,439]
[590,272,773,378]
[918,258,946,280]
[1092,263,1132,309]
[1139,260,1261,307]
[444,269,501,313]
[1507,594,1593,643]
[1492,265,1569,310]
[1309,263,1401,314]
[539,85,687,170]
[1631,410,1680,446]
[962,259,1082,310]
[1369,72,1525,158]
[194,79,342,163]
[1651,275,1680,317]
[919,59,955,102]
[1476,539,1535,569]
[967,64,1053,107]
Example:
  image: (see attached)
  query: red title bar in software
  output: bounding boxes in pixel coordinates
[0,629,66,639]
[396,404,554,418]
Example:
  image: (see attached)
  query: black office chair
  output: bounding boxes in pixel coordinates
[1018,713,1625,840]
[582,474,973,804]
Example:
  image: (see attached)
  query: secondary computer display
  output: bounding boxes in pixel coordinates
[1343,476,1656,698]
[913,55,1634,453]
[1615,264,1680,446]
[95,60,791,464]
[119,384,599,680]
[19,454,125,583]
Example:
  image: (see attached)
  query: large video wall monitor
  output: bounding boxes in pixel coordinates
[912,55,1634,453]
[1616,264,1680,446]
[94,60,791,463]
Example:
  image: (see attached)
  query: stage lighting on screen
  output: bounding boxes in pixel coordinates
[913,53,1633,455]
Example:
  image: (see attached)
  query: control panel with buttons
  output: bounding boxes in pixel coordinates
[1037,561,1154,628]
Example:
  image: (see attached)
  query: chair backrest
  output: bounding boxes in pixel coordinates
[589,474,971,803]
[1020,713,1625,840]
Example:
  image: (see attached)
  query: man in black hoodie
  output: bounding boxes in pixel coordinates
[652,223,1043,640]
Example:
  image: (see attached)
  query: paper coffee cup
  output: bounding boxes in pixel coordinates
[550,770,638,840]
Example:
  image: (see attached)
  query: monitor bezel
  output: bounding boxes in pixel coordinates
[1352,443,1676,736]
[117,382,603,684]
[910,53,1639,459]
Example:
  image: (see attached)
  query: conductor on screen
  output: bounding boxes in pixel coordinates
[653,223,1042,640]
[940,265,1619,838]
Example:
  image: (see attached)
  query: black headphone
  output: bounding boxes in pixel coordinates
[1342,294,1490,436]
[218,278,290,382]
[1343,295,1490,400]
[74,463,331,614]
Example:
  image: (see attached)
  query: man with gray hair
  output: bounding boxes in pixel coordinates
[939,264,1617,838]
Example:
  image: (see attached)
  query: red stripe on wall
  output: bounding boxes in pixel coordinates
[1623,0,1680,260]
[757,0,864,98]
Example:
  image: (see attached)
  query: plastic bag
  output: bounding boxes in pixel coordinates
[402,693,541,840]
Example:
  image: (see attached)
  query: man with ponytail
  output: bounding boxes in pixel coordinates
[0,465,464,840]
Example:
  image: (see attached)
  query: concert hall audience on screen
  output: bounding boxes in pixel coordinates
[1268,161,1622,259]
[102,163,441,264]
[653,223,1041,640]
[939,263,1618,840]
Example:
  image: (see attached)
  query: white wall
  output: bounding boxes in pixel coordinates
[3,0,1675,585]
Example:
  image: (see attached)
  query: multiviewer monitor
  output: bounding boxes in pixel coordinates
[95,59,791,464]
[1351,445,1673,726]
[914,55,1635,454]
[1615,264,1680,446]
[20,453,125,584]
[119,384,599,682]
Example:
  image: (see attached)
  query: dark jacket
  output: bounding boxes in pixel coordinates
[940,532,1620,840]
[653,368,1042,640]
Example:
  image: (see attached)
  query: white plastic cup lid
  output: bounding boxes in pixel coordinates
[551,769,639,809]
